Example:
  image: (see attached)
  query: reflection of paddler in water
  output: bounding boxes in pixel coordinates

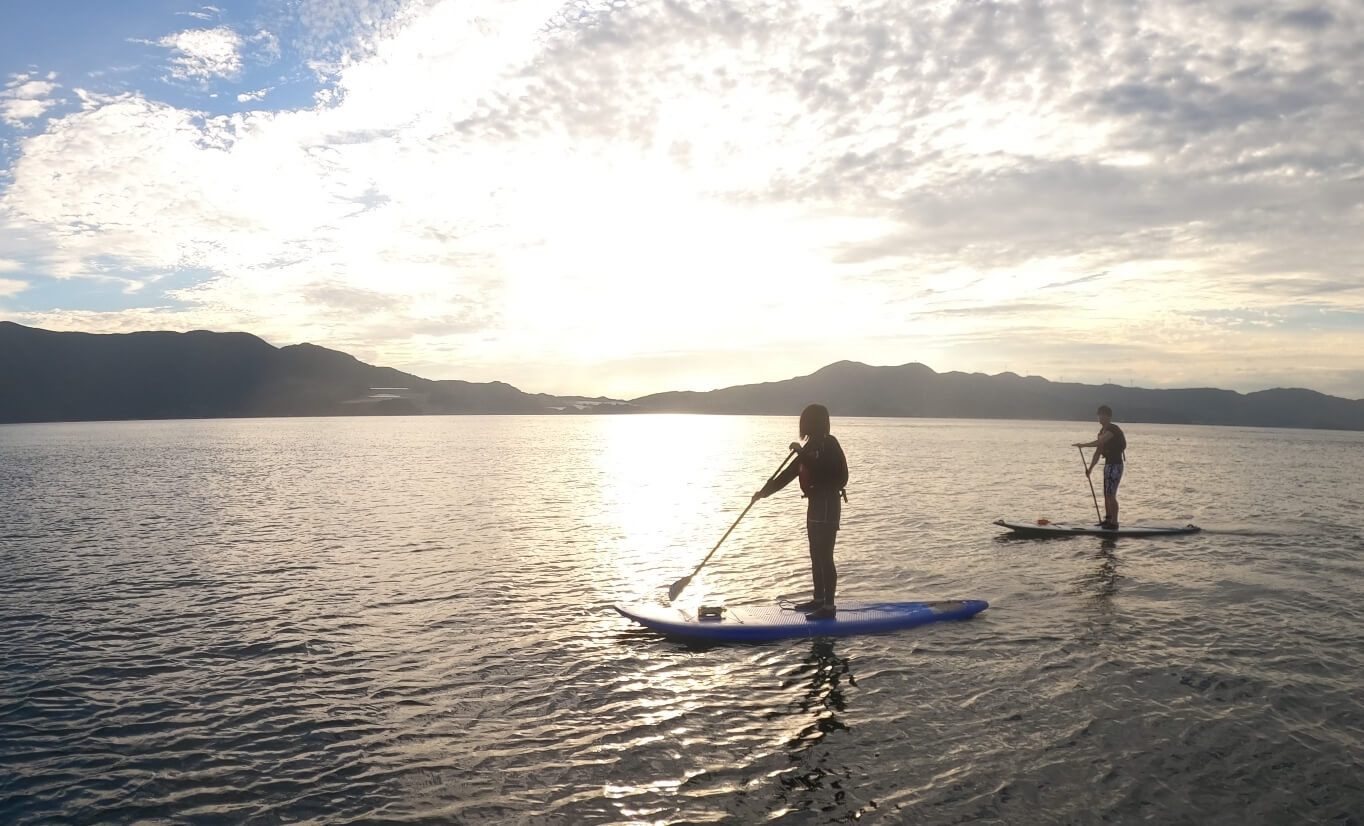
[775,640,855,809]
[1077,538,1121,607]
[752,404,849,621]
[781,639,852,747]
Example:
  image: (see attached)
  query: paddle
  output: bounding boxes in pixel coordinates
[667,446,799,603]
[1078,445,1102,523]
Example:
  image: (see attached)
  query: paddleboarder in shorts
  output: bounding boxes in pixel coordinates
[752,403,849,620]
[1074,405,1126,530]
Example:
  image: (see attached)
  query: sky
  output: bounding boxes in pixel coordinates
[1,0,1362,401]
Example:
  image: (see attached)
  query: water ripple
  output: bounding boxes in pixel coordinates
[2,417,1363,824]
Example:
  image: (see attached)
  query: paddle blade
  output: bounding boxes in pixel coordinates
[667,575,691,602]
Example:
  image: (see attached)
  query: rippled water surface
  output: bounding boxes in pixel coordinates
[3,415,1363,824]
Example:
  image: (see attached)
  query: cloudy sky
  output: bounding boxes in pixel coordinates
[1,0,1361,400]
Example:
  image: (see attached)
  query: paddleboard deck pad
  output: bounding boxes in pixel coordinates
[994,519,1201,538]
[615,600,988,642]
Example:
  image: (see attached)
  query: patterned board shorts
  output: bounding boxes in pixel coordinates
[1103,463,1124,497]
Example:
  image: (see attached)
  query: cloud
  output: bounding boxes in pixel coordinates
[181,5,225,22]
[249,30,282,65]
[292,0,424,77]
[157,27,245,81]
[2,74,62,126]
[0,276,26,297]
[2,0,1363,397]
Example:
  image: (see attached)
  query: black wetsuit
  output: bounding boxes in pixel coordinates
[758,435,849,604]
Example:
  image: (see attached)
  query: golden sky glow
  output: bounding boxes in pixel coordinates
[1,0,1362,399]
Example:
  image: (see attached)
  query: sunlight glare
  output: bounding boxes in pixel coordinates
[590,416,772,603]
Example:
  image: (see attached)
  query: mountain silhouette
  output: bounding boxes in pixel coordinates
[0,322,621,423]
[631,360,1364,430]
[2,323,1360,429]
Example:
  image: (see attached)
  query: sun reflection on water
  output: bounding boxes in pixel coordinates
[585,414,794,604]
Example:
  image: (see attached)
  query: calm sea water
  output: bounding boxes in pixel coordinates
[2,415,1362,825]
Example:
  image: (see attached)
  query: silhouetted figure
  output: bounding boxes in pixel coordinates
[753,404,849,620]
[1074,404,1126,529]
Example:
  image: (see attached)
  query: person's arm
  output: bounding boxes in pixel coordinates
[1072,430,1112,473]
[753,452,802,501]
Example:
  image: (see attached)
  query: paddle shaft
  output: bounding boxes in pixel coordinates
[669,447,799,601]
[1078,445,1102,523]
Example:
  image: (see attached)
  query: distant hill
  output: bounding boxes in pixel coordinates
[630,360,1364,431]
[3,323,1361,429]
[0,322,626,423]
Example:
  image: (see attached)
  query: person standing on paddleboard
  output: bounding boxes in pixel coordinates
[751,403,849,620]
[1074,405,1126,530]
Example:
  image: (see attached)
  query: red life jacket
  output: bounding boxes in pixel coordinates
[797,435,848,498]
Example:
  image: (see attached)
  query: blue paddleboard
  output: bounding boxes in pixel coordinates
[614,600,988,642]
[994,518,1200,538]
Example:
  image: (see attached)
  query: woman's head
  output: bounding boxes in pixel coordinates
[799,403,831,438]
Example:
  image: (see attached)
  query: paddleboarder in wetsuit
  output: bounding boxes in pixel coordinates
[1074,404,1126,530]
[752,403,849,620]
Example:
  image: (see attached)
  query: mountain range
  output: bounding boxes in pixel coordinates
[2,321,1361,430]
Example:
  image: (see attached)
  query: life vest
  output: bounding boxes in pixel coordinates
[797,435,849,499]
[1100,422,1127,463]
